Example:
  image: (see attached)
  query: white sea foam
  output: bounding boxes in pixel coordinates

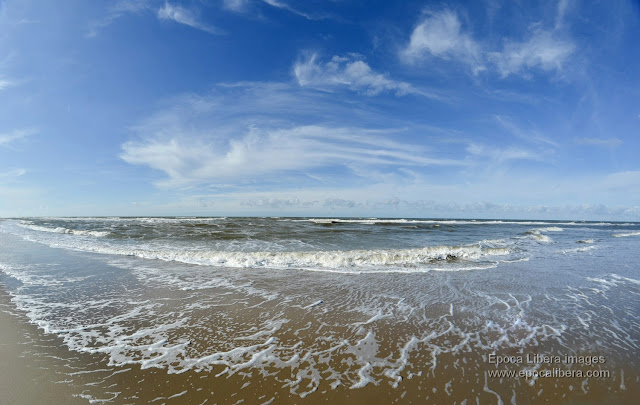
[5,262,638,400]
[525,230,553,243]
[350,362,374,389]
[301,218,634,226]
[0,262,89,287]
[27,241,511,272]
[18,222,110,237]
[560,246,597,255]
[610,273,640,285]
[30,216,227,223]
[612,231,640,238]
[502,257,530,263]
[588,273,640,289]
[536,226,564,232]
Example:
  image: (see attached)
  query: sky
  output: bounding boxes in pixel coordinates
[0,0,639,220]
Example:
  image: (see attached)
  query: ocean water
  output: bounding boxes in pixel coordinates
[0,217,639,403]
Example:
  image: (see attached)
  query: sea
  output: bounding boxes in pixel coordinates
[0,217,638,403]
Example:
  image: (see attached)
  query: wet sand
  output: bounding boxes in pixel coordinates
[0,290,85,405]
[1,283,637,404]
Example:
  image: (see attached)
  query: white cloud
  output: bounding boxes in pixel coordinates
[140,179,640,220]
[555,0,571,30]
[87,0,152,37]
[0,128,36,146]
[402,9,575,78]
[466,143,541,163]
[89,1,223,37]
[223,0,329,20]
[490,29,574,77]
[401,10,483,72]
[0,78,15,90]
[122,124,463,187]
[293,53,425,97]
[494,115,559,147]
[223,0,251,13]
[112,0,150,14]
[261,0,321,20]
[120,83,465,187]
[157,2,221,34]
[0,168,26,177]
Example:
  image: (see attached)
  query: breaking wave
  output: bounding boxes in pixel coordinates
[524,230,553,243]
[18,222,111,237]
[17,238,512,273]
[612,231,640,238]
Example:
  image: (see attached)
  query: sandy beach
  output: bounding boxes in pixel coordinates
[1,281,637,404]
[1,218,639,404]
[0,289,86,405]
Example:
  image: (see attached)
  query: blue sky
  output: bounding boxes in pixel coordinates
[0,0,639,219]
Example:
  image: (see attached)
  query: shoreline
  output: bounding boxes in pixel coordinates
[0,288,85,404]
[2,283,637,404]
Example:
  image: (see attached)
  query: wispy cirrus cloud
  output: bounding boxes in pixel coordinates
[574,137,622,147]
[261,0,327,20]
[466,143,541,163]
[88,0,221,37]
[120,82,465,188]
[110,0,151,15]
[0,168,26,178]
[157,2,222,34]
[222,0,251,13]
[489,29,575,77]
[293,53,434,97]
[494,115,560,147]
[222,0,330,20]
[87,0,151,37]
[122,122,463,187]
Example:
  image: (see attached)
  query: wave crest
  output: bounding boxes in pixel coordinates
[18,222,110,237]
